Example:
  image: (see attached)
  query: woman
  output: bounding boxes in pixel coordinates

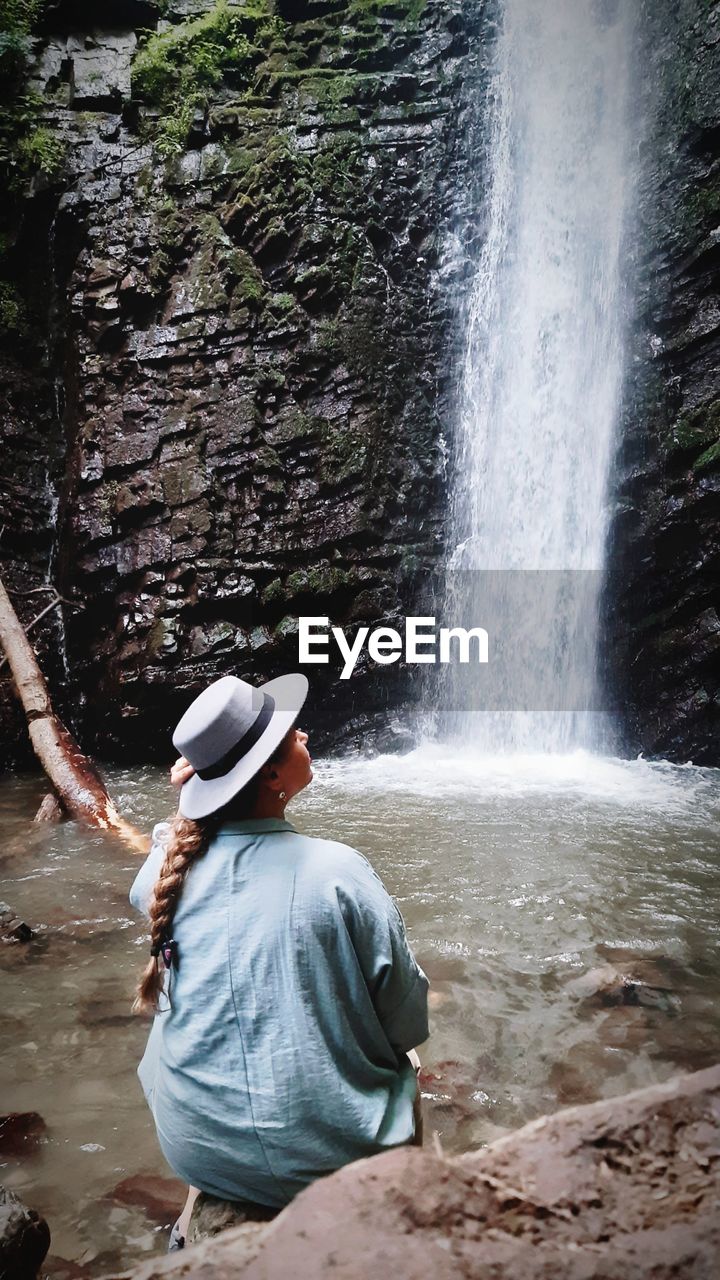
[130,672,429,1246]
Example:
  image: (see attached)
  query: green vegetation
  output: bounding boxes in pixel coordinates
[147,194,188,290]
[0,1,65,189]
[319,419,368,486]
[0,1,66,341]
[349,0,426,21]
[132,0,285,157]
[695,438,720,472]
[285,565,353,597]
[671,400,720,466]
[0,279,23,335]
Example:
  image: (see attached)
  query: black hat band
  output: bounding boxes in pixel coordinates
[195,693,276,781]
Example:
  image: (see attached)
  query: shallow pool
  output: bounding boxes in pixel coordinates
[1,745,719,1273]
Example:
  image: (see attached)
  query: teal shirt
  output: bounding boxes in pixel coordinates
[129,818,429,1208]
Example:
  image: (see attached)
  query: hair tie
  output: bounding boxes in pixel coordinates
[150,939,177,969]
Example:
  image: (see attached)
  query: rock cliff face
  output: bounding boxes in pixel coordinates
[1,0,719,766]
[0,0,477,763]
[606,0,720,764]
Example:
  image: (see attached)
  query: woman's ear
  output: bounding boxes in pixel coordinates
[259,760,281,788]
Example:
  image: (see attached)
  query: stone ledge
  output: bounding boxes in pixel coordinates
[110,1063,720,1280]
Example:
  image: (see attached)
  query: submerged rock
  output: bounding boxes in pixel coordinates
[566,963,681,1013]
[0,1113,47,1158]
[110,1174,186,1228]
[0,904,35,945]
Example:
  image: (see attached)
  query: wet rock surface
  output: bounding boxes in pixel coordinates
[0,903,36,945]
[0,1114,47,1159]
[109,1175,186,1229]
[0,0,480,763]
[606,0,720,762]
[188,1192,277,1243]
[2,0,718,763]
[115,1064,720,1280]
[0,1184,51,1280]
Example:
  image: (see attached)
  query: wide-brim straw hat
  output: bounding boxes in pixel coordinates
[172,672,309,820]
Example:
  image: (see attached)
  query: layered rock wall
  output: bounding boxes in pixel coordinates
[0,0,478,763]
[2,0,720,765]
[606,0,720,763]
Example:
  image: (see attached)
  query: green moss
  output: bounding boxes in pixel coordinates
[268,406,319,444]
[147,195,188,290]
[683,179,720,232]
[312,137,364,204]
[319,420,368,485]
[255,444,282,470]
[274,614,299,641]
[267,290,294,315]
[261,576,284,604]
[695,438,720,472]
[350,0,426,17]
[185,212,266,312]
[16,122,64,176]
[314,317,342,359]
[0,279,24,335]
[145,617,169,658]
[671,400,720,457]
[0,3,68,190]
[132,0,286,156]
[286,565,352,597]
[228,247,265,307]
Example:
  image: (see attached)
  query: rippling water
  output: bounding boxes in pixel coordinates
[2,749,720,1273]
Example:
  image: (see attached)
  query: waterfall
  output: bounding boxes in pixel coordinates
[439,0,635,754]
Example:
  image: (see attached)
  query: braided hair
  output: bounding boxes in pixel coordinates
[133,724,297,1016]
[132,816,215,1015]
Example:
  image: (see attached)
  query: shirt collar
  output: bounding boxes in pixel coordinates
[216,818,297,835]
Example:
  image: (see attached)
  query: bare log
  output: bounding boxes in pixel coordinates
[33,793,63,823]
[0,575,147,852]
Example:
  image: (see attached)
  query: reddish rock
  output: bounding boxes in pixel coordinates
[109,1174,186,1227]
[0,1113,47,1158]
[117,1064,720,1280]
[44,1256,94,1280]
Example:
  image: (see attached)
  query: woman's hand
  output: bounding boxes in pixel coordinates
[170,756,195,788]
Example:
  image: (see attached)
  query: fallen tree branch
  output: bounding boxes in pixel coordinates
[0,574,147,853]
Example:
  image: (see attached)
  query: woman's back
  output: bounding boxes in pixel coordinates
[130,817,428,1208]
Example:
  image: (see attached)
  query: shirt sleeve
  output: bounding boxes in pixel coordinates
[338,857,429,1056]
[129,822,171,919]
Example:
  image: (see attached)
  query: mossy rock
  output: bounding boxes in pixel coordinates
[131,0,288,156]
[286,565,353,596]
[668,400,720,465]
[695,438,720,472]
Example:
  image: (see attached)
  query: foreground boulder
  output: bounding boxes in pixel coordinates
[0,1185,50,1280]
[118,1064,720,1280]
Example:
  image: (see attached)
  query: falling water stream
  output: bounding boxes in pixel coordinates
[441,0,634,752]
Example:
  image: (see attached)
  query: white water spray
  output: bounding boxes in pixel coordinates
[440,0,635,753]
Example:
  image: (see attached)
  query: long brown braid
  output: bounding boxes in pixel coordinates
[133,723,298,1016]
[133,815,217,1015]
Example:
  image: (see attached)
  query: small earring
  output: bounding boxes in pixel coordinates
[279,791,287,800]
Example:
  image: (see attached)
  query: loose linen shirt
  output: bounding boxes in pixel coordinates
[129,817,429,1208]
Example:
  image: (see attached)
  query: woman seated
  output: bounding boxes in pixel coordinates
[129,672,429,1246]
